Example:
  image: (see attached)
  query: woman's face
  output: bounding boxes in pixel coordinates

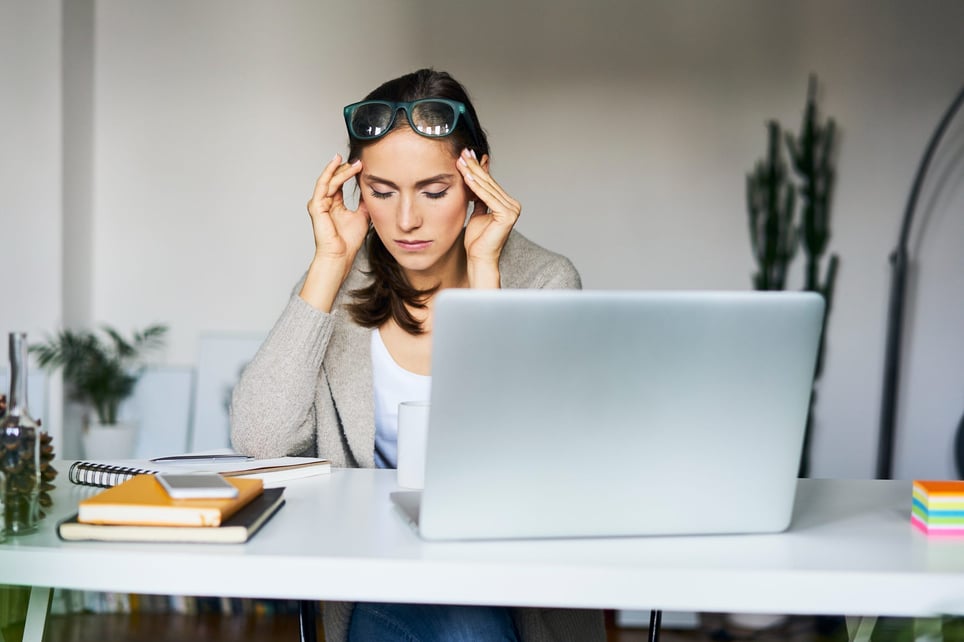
[359,128,482,285]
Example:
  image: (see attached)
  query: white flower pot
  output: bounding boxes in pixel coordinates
[82,420,138,460]
[725,613,788,630]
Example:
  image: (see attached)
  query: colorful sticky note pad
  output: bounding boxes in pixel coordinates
[912,480,964,537]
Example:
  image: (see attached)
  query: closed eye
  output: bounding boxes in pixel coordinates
[369,189,394,200]
[424,188,449,200]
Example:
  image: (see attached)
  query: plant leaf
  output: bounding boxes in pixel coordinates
[30,323,168,423]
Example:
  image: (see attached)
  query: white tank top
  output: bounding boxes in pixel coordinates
[371,329,431,468]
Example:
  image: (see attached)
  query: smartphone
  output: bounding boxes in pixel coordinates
[156,472,239,499]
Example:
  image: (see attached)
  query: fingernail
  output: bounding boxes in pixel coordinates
[465,173,474,182]
[333,153,341,162]
[470,149,477,160]
[459,157,468,167]
[463,148,472,157]
[352,159,361,167]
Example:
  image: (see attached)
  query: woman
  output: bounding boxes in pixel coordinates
[231,69,604,642]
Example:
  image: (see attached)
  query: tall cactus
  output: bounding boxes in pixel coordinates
[786,75,839,378]
[746,76,840,478]
[747,121,797,291]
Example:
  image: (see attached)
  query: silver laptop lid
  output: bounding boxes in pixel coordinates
[419,290,824,541]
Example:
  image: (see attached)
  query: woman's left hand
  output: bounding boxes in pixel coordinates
[458,148,521,287]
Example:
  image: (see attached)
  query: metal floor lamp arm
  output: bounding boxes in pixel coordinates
[877,82,964,480]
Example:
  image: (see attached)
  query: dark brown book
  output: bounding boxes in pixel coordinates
[58,487,285,543]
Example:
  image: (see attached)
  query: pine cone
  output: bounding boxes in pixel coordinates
[1,429,24,474]
[1,426,57,528]
[38,431,57,512]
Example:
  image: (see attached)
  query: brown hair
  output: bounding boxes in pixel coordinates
[345,69,490,335]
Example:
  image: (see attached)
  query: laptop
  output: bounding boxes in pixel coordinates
[392,289,825,541]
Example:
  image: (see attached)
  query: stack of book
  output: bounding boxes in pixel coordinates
[58,475,285,543]
[911,480,964,537]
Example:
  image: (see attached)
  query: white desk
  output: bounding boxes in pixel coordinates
[2,468,963,642]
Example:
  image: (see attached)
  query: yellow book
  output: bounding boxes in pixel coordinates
[78,474,263,527]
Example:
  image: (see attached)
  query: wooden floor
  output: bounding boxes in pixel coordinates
[6,611,855,642]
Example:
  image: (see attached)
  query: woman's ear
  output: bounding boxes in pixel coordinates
[479,153,490,173]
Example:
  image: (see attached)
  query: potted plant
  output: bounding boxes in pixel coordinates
[746,74,839,479]
[30,324,168,459]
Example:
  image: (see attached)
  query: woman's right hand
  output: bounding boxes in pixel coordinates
[299,154,370,311]
[307,154,369,264]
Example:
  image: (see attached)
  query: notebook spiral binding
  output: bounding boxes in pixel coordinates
[68,461,159,488]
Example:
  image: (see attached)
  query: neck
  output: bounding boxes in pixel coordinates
[403,232,469,292]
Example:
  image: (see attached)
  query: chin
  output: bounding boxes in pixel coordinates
[394,255,440,274]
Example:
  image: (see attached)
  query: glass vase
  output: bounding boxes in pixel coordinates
[0,332,52,535]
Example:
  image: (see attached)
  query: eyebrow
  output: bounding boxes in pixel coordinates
[363,173,455,189]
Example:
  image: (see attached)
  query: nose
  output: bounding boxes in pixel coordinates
[397,195,421,232]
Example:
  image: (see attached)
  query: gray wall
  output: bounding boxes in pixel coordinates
[3,0,963,477]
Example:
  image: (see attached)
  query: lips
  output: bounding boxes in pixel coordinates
[395,240,433,251]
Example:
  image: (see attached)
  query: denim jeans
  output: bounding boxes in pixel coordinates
[348,602,520,642]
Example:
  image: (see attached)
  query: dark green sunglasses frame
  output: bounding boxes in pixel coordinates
[343,98,480,147]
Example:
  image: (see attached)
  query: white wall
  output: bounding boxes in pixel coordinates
[0,0,63,446]
[407,0,964,480]
[8,0,964,477]
[90,1,420,365]
[0,1,61,339]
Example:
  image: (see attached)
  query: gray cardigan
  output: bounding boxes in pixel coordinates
[230,230,604,642]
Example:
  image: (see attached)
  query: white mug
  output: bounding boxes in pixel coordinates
[397,400,430,489]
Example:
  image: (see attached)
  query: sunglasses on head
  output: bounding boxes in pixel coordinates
[343,98,480,147]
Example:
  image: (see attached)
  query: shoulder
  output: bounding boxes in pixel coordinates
[499,230,582,289]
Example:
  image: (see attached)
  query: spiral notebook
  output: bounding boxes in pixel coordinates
[68,454,330,488]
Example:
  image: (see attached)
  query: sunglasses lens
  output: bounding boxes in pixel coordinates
[350,103,394,138]
[410,101,457,137]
